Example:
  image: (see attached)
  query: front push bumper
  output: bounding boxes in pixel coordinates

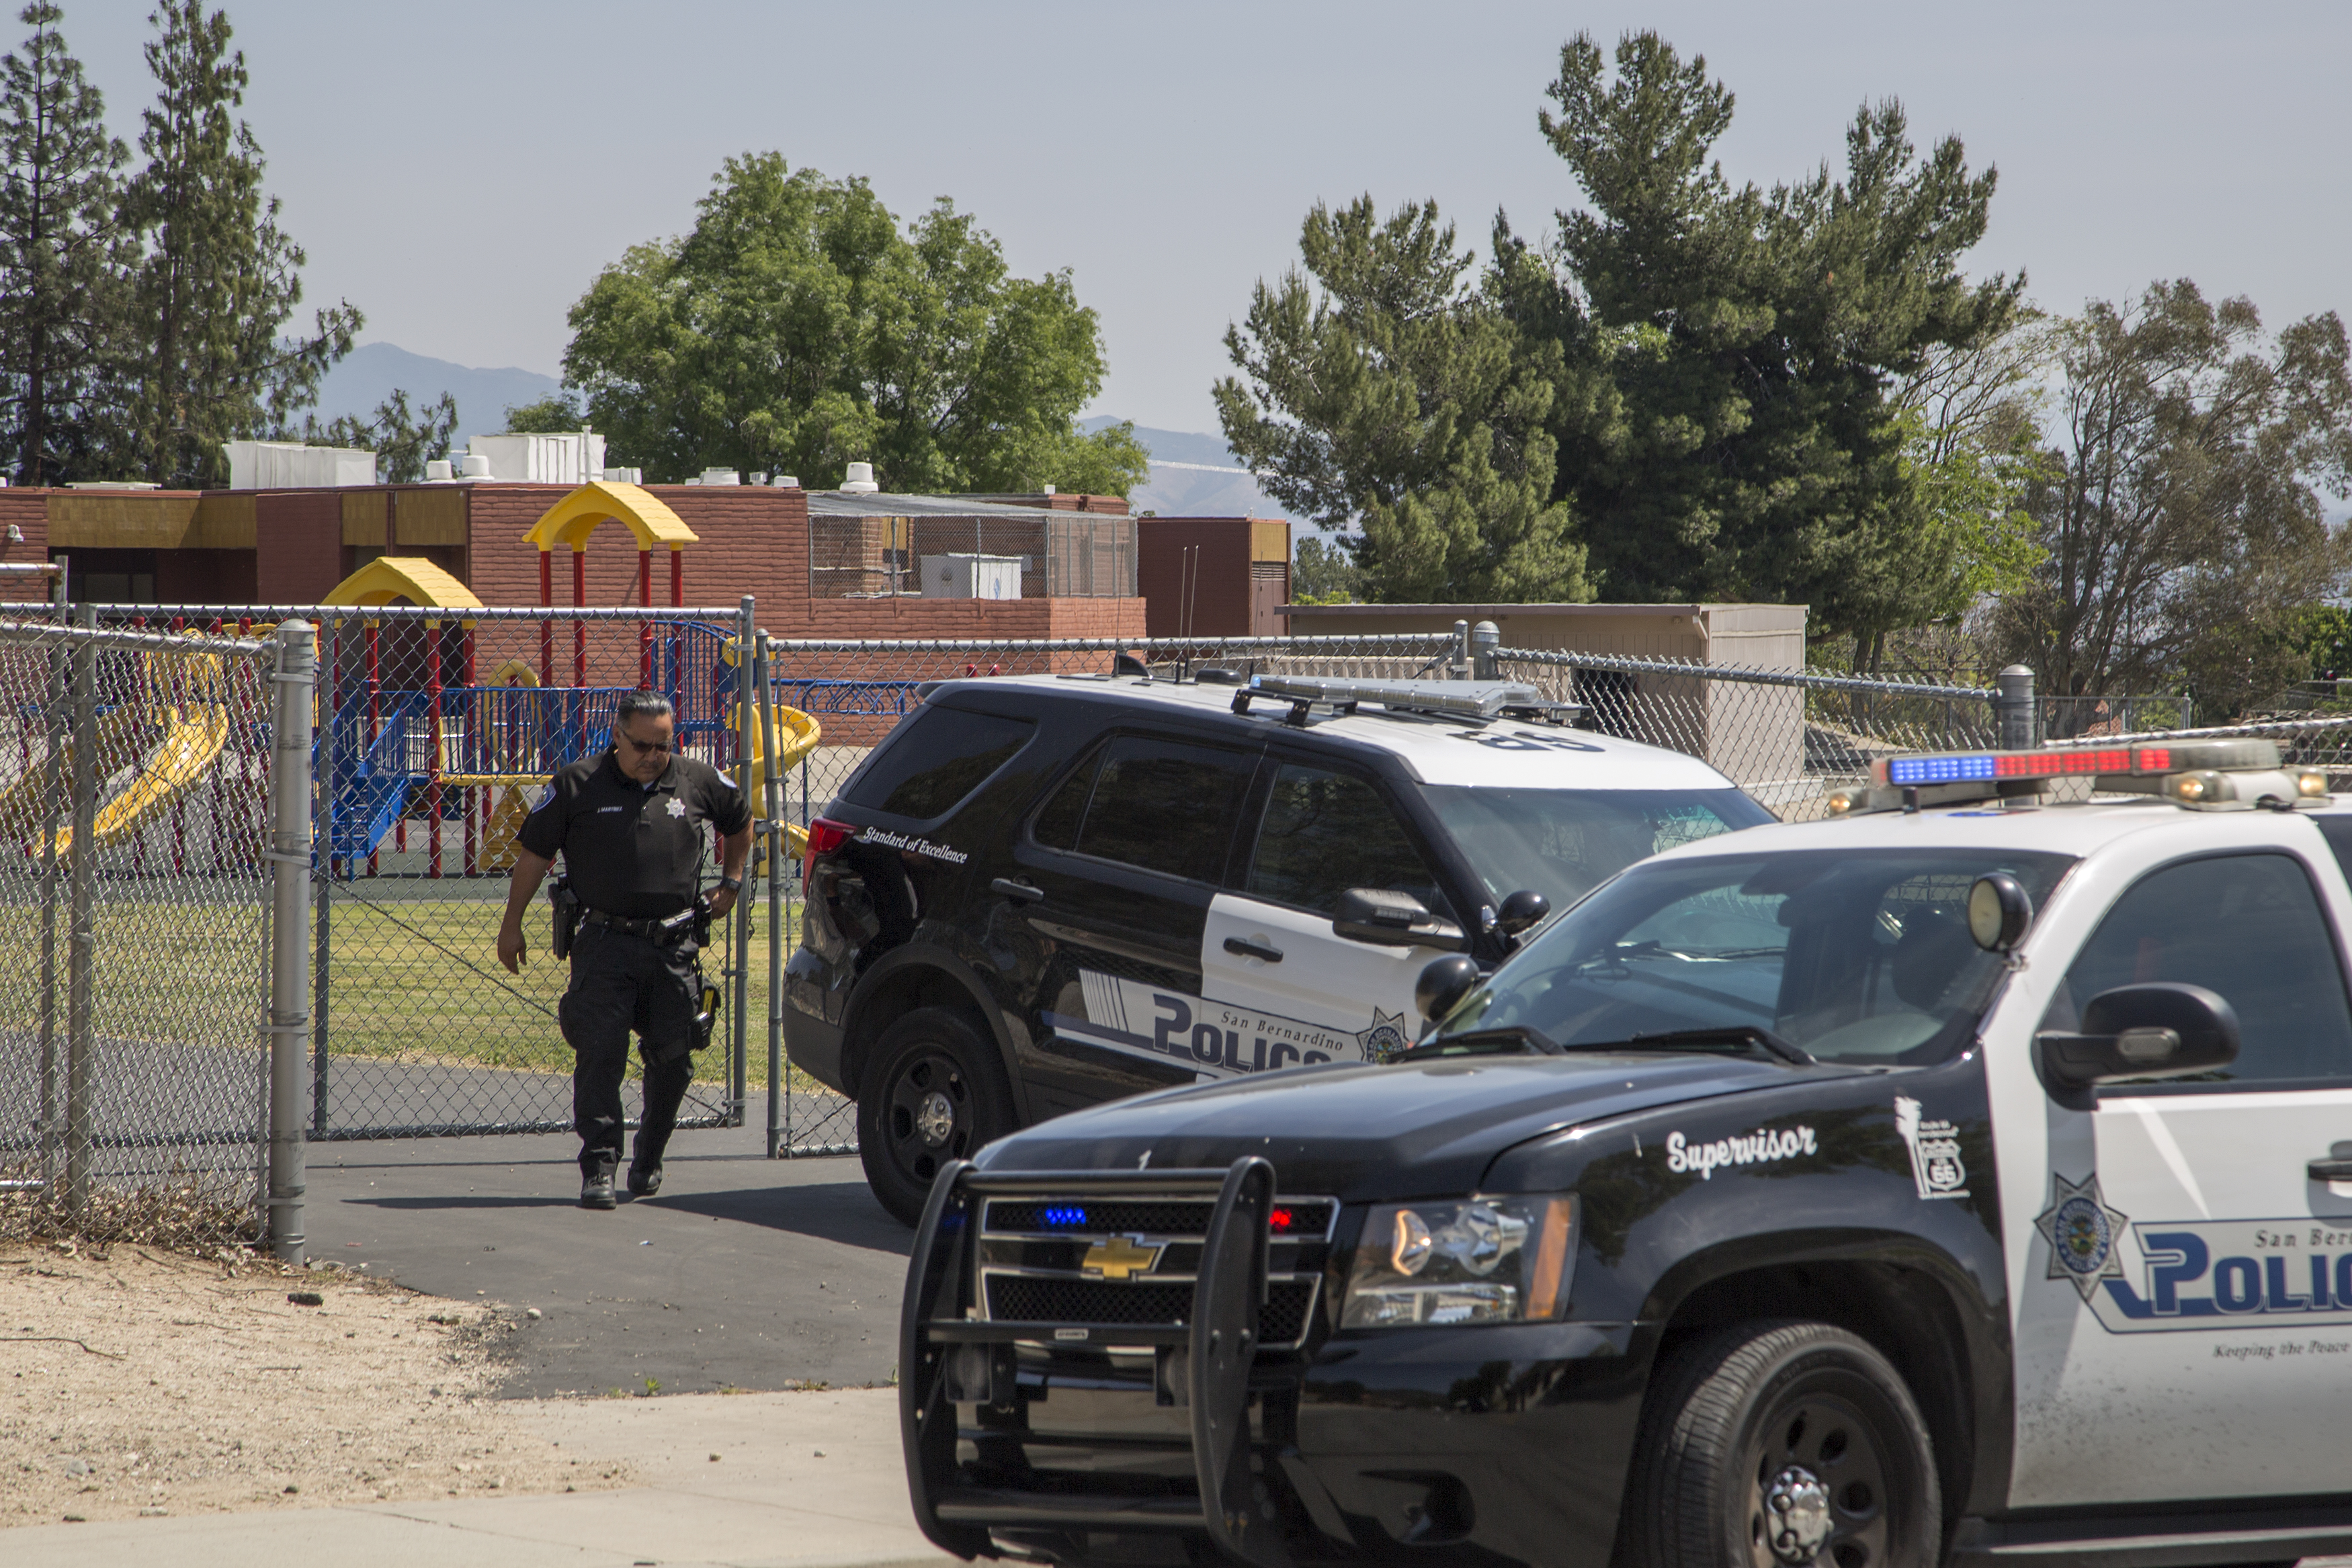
[897,1158,1645,1568]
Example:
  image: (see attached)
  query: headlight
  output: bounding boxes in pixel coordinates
[1339,1195,1577,1327]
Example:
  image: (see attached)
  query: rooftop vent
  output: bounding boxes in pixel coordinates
[839,462,879,494]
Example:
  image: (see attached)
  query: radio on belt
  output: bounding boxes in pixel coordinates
[1822,736,2332,814]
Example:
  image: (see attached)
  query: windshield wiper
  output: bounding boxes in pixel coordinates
[1392,1025,1564,1063]
[1613,1024,1814,1066]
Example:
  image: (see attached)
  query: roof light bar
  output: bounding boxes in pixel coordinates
[1234,675,1569,725]
[1874,738,2281,788]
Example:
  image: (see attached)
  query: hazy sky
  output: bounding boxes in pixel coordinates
[53,1,2352,437]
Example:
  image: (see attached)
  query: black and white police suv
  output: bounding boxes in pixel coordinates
[894,736,2352,1568]
[783,669,1771,1222]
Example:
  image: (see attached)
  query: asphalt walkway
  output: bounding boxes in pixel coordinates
[305,1118,909,1395]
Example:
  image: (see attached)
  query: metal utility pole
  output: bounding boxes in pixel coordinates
[268,620,317,1263]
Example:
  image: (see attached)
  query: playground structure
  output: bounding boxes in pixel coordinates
[319,503,826,877]
[0,623,268,867]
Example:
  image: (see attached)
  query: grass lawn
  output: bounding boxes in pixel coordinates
[0,881,833,1096]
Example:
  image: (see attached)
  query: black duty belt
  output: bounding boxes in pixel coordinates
[582,908,694,941]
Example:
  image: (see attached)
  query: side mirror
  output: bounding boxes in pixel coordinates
[2035,982,2240,1107]
[1415,955,1482,1023]
[1968,873,2033,952]
[1333,887,1467,952]
[1497,889,1550,937]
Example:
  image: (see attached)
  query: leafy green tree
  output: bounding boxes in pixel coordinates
[1291,534,1362,603]
[1985,280,2352,724]
[299,387,457,484]
[501,392,583,433]
[1216,196,1586,603]
[1506,31,2019,630]
[564,153,1135,494]
[120,1,355,488]
[0,1,133,485]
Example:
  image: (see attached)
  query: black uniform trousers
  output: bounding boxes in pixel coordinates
[558,922,702,1178]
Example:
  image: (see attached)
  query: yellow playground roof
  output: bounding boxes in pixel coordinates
[321,556,483,614]
[523,480,699,554]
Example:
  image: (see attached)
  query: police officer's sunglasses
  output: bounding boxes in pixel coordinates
[614,728,673,754]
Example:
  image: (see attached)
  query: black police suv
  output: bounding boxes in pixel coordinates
[892,738,2352,1568]
[783,670,1770,1223]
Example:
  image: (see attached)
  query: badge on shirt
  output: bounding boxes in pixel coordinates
[666,797,687,818]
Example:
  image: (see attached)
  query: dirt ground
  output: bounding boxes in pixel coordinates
[0,1242,632,1526]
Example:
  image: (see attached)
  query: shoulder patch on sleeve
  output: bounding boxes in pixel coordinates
[710,769,737,789]
[526,783,553,812]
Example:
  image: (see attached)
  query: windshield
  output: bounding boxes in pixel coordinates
[1436,847,2076,1067]
[1419,785,1773,914]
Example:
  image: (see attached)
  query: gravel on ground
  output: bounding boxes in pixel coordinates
[0,1242,632,1526]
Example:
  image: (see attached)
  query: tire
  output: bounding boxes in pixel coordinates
[857,1006,1015,1226]
[1622,1321,1941,1568]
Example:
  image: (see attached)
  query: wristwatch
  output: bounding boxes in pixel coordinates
[717,875,743,893]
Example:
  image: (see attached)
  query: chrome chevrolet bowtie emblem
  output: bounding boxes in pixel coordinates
[1080,1234,1164,1281]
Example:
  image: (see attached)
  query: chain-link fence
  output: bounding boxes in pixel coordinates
[300,604,758,1142]
[0,603,285,1248]
[1492,647,2000,821]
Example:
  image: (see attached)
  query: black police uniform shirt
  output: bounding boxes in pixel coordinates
[517,749,751,918]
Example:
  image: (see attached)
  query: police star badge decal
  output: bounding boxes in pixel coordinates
[665,797,687,818]
[2034,1171,2130,1303]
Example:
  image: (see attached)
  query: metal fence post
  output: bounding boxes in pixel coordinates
[757,634,786,1158]
[312,614,335,1138]
[35,571,67,1196]
[1471,620,1501,682]
[268,619,317,1263]
[1995,665,2037,750]
[730,595,755,1126]
[64,605,97,1221]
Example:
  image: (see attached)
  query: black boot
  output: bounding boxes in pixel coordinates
[626,1161,663,1199]
[580,1164,618,1210]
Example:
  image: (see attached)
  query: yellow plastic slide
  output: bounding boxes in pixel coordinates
[0,642,239,857]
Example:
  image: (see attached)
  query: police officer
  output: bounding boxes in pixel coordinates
[495,689,753,1209]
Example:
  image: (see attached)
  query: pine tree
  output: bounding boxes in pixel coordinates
[0,1,132,485]
[121,1,355,488]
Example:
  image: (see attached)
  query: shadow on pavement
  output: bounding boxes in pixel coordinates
[653,1181,912,1256]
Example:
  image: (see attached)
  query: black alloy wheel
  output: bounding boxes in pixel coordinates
[857,1007,1013,1226]
[1624,1321,1941,1568]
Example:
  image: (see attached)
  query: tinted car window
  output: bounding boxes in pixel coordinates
[1248,765,1448,916]
[1439,848,2076,1066]
[1420,785,1771,912]
[2045,853,2352,1086]
[843,706,1036,821]
[1039,735,1255,882]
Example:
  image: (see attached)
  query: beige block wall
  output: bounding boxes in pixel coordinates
[1279,602,1809,793]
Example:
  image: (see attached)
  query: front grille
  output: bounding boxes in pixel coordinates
[986,1275,1317,1346]
[989,1200,1216,1235]
[990,1276,1193,1326]
[984,1196,1335,1239]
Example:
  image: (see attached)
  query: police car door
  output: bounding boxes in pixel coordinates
[1007,732,1263,1108]
[1198,758,1460,1072]
[1999,831,2352,1506]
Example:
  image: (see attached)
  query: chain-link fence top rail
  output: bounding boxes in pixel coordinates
[0,615,280,1246]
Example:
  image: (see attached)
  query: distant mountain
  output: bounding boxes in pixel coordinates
[315,343,563,445]
[1085,415,1297,521]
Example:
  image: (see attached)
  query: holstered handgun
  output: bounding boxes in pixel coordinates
[548,875,581,960]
